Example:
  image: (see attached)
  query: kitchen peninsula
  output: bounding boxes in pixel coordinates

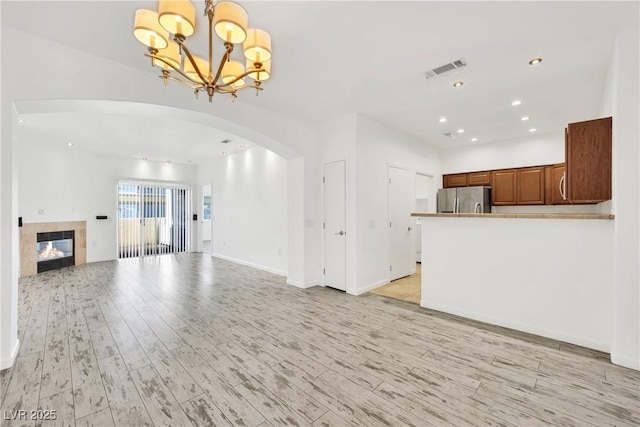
[412,212,615,353]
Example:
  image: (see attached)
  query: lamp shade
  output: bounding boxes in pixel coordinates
[159,0,196,37]
[243,28,271,63]
[184,55,210,83]
[214,2,248,44]
[222,60,245,87]
[246,59,270,81]
[133,9,169,49]
[153,40,181,70]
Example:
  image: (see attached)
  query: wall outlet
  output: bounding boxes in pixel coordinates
[37,208,44,215]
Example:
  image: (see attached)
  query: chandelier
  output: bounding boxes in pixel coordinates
[133,0,271,102]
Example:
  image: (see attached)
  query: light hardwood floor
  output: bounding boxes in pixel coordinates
[369,264,421,304]
[1,254,639,426]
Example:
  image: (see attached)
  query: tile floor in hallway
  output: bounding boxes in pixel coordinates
[369,264,421,304]
[1,254,639,426]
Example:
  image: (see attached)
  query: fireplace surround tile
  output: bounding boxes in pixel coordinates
[20,221,87,277]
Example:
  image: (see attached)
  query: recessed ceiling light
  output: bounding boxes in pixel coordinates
[453,81,464,88]
[67,142,73,147]
[528,58,542,65]
[17,119,26,124]
[511,100,521,106]
[529,128,537,133]
[439,117,447,123]
[457,129,464,134]
[521,116,530,121]
[143,157,148,160]
[471,137,478,142]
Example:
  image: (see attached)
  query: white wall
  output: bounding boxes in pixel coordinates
[17,136,198,263]
[441,131,565,174]
[602,26,640,370]
[354,116,441,294]
[199,146,288,276]
[421,217,614,351]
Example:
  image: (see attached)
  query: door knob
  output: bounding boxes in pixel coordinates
[408,226,413,231]
[334,231,345,236]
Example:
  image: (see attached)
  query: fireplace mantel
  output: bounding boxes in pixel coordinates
[20,221,86,277]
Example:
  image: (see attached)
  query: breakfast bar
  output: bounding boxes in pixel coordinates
[411,212,615,352]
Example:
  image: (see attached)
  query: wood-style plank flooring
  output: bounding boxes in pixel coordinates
[1,254,639,426]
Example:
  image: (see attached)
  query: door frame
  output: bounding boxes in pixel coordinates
[200,183,213,254]
[322,159,348,292]
[387,163,416,281]
[116,179,193,259]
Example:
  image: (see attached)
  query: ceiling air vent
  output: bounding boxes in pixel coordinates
[425,59,466,80]
[220,139,232,144]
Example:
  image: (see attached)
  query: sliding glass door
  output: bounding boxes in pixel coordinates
[117,182,191,258]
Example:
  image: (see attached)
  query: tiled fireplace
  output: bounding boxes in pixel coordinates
[20,221,86,277]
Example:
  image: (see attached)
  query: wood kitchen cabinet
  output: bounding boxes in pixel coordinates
[545,163,569,205]
[491,169,517,205]
[468,171,491,186]
[517,166,545,205]
[565,117,612,203]
[443,173,468,188]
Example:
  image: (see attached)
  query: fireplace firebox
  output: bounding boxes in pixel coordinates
[36,230,75,273]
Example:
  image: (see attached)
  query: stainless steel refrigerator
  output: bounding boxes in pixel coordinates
[437,186,491,213]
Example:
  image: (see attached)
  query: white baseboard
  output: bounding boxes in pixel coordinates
[420,300,610,353]
[351,278,390,296]
[611,353,640,371]
[286,279,318,289]
[211,253,287,277]
[0,339,20,370]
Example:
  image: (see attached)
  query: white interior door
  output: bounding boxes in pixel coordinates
[389,165,415,280]
[323,160,347,291]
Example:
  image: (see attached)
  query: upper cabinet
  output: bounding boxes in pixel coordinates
[443,173,468,188]
[491,169,517,205]
[565,117,612,203]
[545,163,569,205]
[517,166,545,205]
[468,171,491,186]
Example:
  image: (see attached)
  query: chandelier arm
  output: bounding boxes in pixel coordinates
[144,53,205,86]
[165,74,203,89]
[180,43,210,84]
[210,46,232,87]
[218,84,263,93]
[216,68,265,88]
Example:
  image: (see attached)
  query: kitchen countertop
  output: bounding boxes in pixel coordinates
[411,213,615,220]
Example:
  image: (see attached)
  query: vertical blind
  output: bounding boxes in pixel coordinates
[117,181,191,259]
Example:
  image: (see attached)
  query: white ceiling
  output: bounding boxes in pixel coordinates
[3,1,638,163]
